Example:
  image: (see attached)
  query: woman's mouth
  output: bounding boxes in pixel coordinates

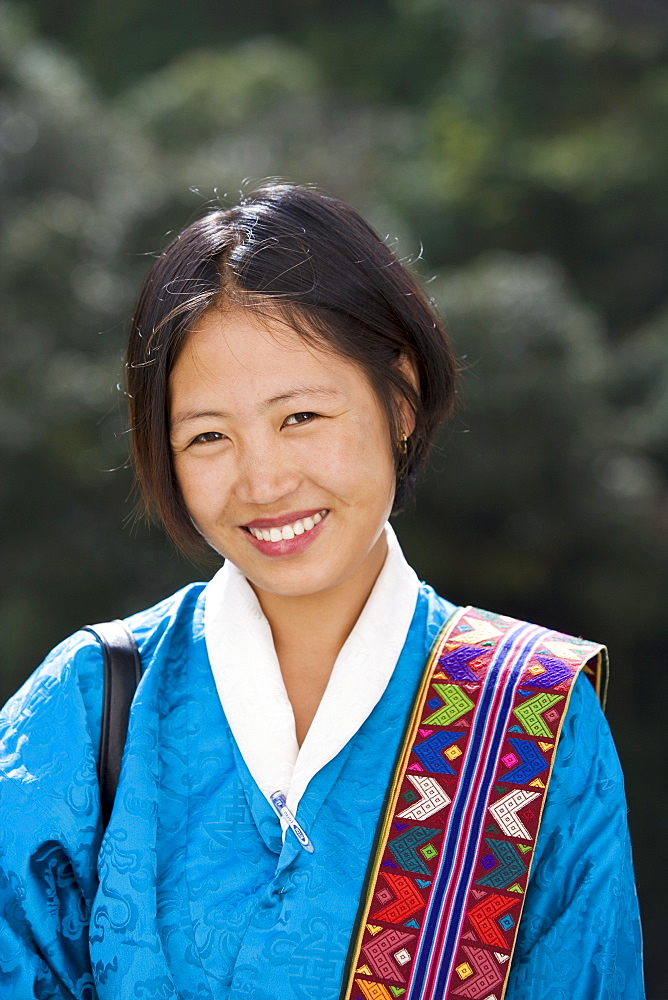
[244,509,328,542]
[241,509,330,556]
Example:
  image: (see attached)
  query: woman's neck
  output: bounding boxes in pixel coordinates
[251,533,388,745]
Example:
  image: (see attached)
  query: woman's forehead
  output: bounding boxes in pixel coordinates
[168,306,367,417]
[190,304,317,354]
[175,307,347,377]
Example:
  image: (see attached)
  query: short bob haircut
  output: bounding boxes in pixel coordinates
[126,183,457,560]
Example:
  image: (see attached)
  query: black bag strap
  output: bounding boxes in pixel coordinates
[83,620,141,829]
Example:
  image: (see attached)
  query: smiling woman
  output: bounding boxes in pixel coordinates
[127,184,454,563]
[168,308,397,592]
[0,184,644,1000]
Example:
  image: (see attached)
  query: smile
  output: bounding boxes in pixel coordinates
[244,510,329,543]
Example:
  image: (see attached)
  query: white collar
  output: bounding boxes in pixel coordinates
[203,523,420,816]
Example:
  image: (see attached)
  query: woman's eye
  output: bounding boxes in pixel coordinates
[191,431,225,445]
[283,412,318,427]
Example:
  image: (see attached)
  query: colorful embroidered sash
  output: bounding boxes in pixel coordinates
[341,606,607,1000]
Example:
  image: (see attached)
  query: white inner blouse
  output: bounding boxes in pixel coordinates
[203,524,420,818]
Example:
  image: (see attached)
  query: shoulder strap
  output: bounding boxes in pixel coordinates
[84,620,142,829]
[341,606,607,1000]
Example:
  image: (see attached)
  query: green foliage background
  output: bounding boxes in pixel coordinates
[1,0,666,991]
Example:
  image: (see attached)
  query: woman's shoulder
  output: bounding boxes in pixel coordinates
[418,584,609,735]
[418,585,605,669]
[123,579,208,659]
[0,581,207,803]
[2,581,206,711]
[549,666,622,803]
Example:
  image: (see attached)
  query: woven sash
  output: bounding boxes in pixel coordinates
[340,606,607,1000]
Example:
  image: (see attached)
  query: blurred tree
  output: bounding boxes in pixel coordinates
[21,0,668,333]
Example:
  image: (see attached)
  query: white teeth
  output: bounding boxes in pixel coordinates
[247,510,328,543]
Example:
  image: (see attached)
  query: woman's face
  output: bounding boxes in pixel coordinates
[169,306,402,603]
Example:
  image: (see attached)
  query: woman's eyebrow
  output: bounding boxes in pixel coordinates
[171,387,343,427]
[261,386,343,410]
[171,408,229,428]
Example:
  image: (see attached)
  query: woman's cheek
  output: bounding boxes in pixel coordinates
[175,454,225,516]
[300,433,353,492]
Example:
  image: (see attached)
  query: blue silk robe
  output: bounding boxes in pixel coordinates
[0,583,644,999]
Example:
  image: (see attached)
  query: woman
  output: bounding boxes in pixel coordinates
[0,184,644,999]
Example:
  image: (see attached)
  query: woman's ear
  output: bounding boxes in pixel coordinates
[396,354,419,438]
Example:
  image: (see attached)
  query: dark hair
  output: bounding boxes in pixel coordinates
[126,183,457,560]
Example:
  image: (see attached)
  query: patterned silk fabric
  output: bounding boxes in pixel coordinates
[0,584,644,999]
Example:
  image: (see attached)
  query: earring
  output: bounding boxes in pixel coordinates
[398,432,408,455]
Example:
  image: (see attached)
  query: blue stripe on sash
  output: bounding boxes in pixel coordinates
[432,625,548,997]
[411,622,546,1000]
[411,619,529,995]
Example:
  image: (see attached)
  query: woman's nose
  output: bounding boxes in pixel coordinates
[234,438,301,506]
